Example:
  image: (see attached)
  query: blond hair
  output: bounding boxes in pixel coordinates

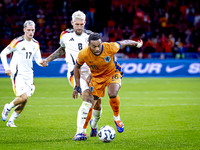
[72,10,86,22]
[23,20,35,28]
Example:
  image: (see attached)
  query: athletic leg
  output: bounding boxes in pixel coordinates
[108,83,124,133]
[90,97,102,137]
[6,93,28,127]
[69,72,93,135]
[73,89,96,141]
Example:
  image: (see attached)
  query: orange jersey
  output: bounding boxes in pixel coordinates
[76,42,123,83]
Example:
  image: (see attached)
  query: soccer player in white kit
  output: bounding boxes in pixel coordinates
[40,11,102,140]
[0,20,43,127]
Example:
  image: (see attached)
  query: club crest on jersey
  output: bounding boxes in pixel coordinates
[104,56,111,63]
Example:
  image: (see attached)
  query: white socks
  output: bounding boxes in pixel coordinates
[91,109,102,129]
[8,101,15,110]
[114,115,120,121]
[76,101,92,134]
[8,111,19,122]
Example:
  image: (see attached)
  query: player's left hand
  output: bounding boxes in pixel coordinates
[73,89,78,99]
[40,59,48,67]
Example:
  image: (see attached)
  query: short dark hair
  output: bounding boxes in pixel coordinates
[88,33,101,43]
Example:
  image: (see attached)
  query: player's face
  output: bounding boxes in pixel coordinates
[89,39,102,56]
[71,19,85,35]
[24,25,35,41]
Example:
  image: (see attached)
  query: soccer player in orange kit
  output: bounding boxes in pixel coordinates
[72,33,143,139]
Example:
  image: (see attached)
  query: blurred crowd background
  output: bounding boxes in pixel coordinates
[0,0,200,59]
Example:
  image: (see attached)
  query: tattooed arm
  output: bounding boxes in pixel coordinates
[40,46,65,67]
[46,46,65,62]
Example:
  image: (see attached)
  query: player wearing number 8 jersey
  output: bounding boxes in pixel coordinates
[40,11,102,140]
[60,28,92,77]
[0,20,43,127]
[73,33,143,134]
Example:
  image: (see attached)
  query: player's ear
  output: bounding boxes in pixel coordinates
[71,21,73,26]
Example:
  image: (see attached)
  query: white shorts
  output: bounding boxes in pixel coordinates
[11,74,35,97]
[67,69,90,92]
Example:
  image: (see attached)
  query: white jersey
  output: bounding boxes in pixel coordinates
[59,29,92,73]
[0,35,42,79]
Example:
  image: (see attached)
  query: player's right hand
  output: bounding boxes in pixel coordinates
[5,70,11,77]
[40,59,48,67]
[73,89,78,99]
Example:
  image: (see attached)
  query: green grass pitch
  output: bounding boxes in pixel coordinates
[0,77,200,150]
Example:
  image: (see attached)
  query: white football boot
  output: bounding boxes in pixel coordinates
[6,121,17,127]
[1,104,10,122]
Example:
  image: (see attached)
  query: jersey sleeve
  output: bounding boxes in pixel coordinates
[0,39,18,70]
[106,42,121,54]
[7,38,19,53]
[112,42,121,53]
[33,42,42,66]
[59,31,67,47]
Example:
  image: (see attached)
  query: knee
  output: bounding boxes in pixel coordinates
[20,93,28,103]
[108,91,118,98]
[82,89,94,103]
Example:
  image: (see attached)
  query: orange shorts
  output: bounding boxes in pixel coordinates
[90,71,123,98]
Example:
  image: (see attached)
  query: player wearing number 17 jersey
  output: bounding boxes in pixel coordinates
[0,20,43,127]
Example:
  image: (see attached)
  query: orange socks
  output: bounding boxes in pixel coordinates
[109,95,120,117]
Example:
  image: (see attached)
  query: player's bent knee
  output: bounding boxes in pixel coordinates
[20,93,29,103]
[82,89,94,103]
[108,90,118,98]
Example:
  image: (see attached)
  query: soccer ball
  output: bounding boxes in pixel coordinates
[98,125,116,142]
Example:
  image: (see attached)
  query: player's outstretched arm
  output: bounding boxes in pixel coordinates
[118,39,143,49]
[40,46,65,67]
